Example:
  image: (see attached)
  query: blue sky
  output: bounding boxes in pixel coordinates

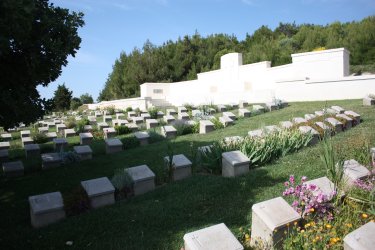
[38,0,375,101]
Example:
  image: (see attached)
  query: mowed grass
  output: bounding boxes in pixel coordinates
[0,99,374,250]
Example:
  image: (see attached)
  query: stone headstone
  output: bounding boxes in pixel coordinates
[298,126,320,146]
[157,111,164,118]
[146,119,159,129]
[305,176,335,200]
[200,120,215,134]
[219,116,234,127]
[293,117,307,125]
[2,161,24,177]
[53,138,68,152]
[56,124,67,134]
[24,144,40,158]
[166,109,177,115]
[251,197,301,249]
[105,139,123,154]
[336,114,353,129]
[343,159,371,186]
[344,221,375,250]
[344,111,361,124]
[125,165,155,196]
[97,122,109,130]
[325,117,343,133]
[38,127,49,134]
[178,112,190,120]
[29,191,66,228]
[73,145,92,161]
[20,130,31,138]
[217,104,226,112]
[0,149,9,162]
[223,112,236,120]
[41,153,62,169]
[253,105,265,113]
[222,151,250,177]
[331,106,345,114]
[238,108,251,117]
[103,127,116,139]
[161,125,177,139]
[363,97,375,106]
[81,177,115,209]
[83,125,93,132]
[164,154,192,181]
[134,131,150,146]
[0,133,12,141]
[140,113,151,120]
[21,137,34,147]
[265,102,278,111]
[64,129,76,138]
[239,100,248,108]
[304,114,316,120]
[132,117,144,125]
[163,115,175,124]
[184,223,244,250]
[178,106,187,113]
[280,121,293,129]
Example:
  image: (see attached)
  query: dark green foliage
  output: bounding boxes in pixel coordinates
[54,84,73,111]
[70,97,82,110]
[0,0,84,129]
[115,125,131,135]
[111,168,134,200]
[174,120,194,136]
[75,118,89,133]
[148,130,165,143]
[210,117,224,130]
[64,117,76,129]
[121,136,140,149]
[148,107,159,119]
[79,93,94,104]
[63,186,90,217]
[31,131,49,144]
[98,16,375,101]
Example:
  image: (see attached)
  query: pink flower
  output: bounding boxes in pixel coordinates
[289,175,295,184]
[301,176,307,182]
[284,181,290,187]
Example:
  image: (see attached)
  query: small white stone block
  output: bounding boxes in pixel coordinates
[29,192,66,228]
[344,110,361,124]
[56,124,67,134]
[305,176,335,199]
[95,111,102,117]
[124,123,138,132]
[134,131,150,146]
[238,108,251,117]
[222,151,250,177]
[253,105,265,112]
[38,127,49,134]
[248,129,263,138]
[219,116,234,127]
[325,117,343,132]
[363,97,375,106]
[103,127,116,139]
[21,137,34,147]
[325,108,337,115]
[105,139,123,154]
[280,121,293,129]
[1,133,12,141]
[315,110,325,116]
[125,165,155,196]
[146,119,159,129]
[0,149,9,162]
[81,177,115,209]
[265,125,279,133]
[304,114,317,120]
[336,114,353,129]
[230,103,239,109]
[293,117,307,125]
[46,122,56,129]
[331,106,345,114]
[64,129,76,138]
[251,197,301,249]
[53,138,68,152]
[166,109,177,115]
[315,122,333,135]
[199,120,214,134]
[178,106,187,113]
[223,112,236,120]
[2,161,24,177]
[163,115,175,124]
[178,112,190,120]
[344,221,375,250]
[266,102,278,111]
[24,144,40,158]
[46,132,57,141]
[116,113,126,119]
[103,115,112,122]
[88,116,97,124]
[161,125,177,139]
[127,111,136,117]
[184,223,243,250]
[132,117,144,125]
[97,122,109,130]
[217,105,226,112]
[83,125,93,132]
[20,130,31,138]
[74,145,92,161]
[239,100,249,108]
[157,111,164,118]
[0,141,10,150]
[298,126,320,146]
[42,153,62,169]
[343,159,371,186]
[164,154,192,181]
[140,113,151,120]
[113,119,128,126]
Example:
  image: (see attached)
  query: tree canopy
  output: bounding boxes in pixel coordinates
[80,93,94,104]
[53,84,72,111]
[0,0,84,129]
[99,16,375,101]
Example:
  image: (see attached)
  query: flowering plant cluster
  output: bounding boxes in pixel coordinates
[283,175,336,220]
[353,175,375,192]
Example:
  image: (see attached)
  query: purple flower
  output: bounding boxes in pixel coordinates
[284,181,290,187]
[289,175,295,184]
[301,176,307,182]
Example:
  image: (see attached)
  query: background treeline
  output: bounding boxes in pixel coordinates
[98,16,375,101]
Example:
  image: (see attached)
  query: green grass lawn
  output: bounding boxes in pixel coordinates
[0,99,374,249]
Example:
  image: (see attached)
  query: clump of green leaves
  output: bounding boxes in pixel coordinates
[115,125,131,135]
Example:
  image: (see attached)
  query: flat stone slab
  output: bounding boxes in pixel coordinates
[304,114,317,120]
[38,127,49,134]
[157,111,164,118]
[80,132,93,145]
[217,104,226,112]
[315,110,325,116]
[103,127,116,139]
[125,165,155,196]
[223,112,236,120]
[219,116,234,127]
[280,121,293,129]
[178,112,190,120]
[178,106,187,113]
[199,120,214,134]
[248,129,263,138]
[166,109,177,115]
[315,122,332,132]
[81,177,115,208]
[251,197,301,248]
[163,115,175,124]
[305,176,335,199]
[53,138,68,151]
[74,145,93,160]
[325,117,343,131]
[46,132,57,141]
[21,137,34,147]
[41,153,62,169]
[0,133,12,141]
[105,138,123,154]
[331,106,345,114]
[97,122,109,130]
[238,108,251,117]
[125,123,138,132]
[253,105,265,112]
[56,124,67,133]
[0,149,9,161]
[64,129,76,138]
[363,97,375,106]
[266,102,278,111]
[161,125,177,139]
[343,159,371,186]
[132,116,144,124]
[146,119,158,129]
[3,161,24,177]
[0,141,10,150]
[344,110,361,124]
[20,130,31,137]
[24,144,40,158]
[344,221,375,250]
[239,100,248,108]
[29,191,65,228]
[134,131,150,145]
[293,117,307,124]
[140,113,151,120]
[184,223,243,250]
[164,154,192,181]
[336,114,353,129]
[222,150,250,177]
[298,126,320,145]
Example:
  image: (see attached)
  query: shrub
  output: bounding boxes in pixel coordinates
[75,118,89,133]
[111,168,134,200]
[115,125,131,135]
[148,107,159,119]
[31,131,49,144]
[60,151,81,164]
[183,103,194,112]
[191,121,200,134]
[65,117,76,129]
[199,142,223,174]
[148,130,165,144]
[125,107,133,112]
[105,105,115,115]
[134,107,141,116]
[210,117,224,130]
[121,136,140,149]
[174,120,193,136]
